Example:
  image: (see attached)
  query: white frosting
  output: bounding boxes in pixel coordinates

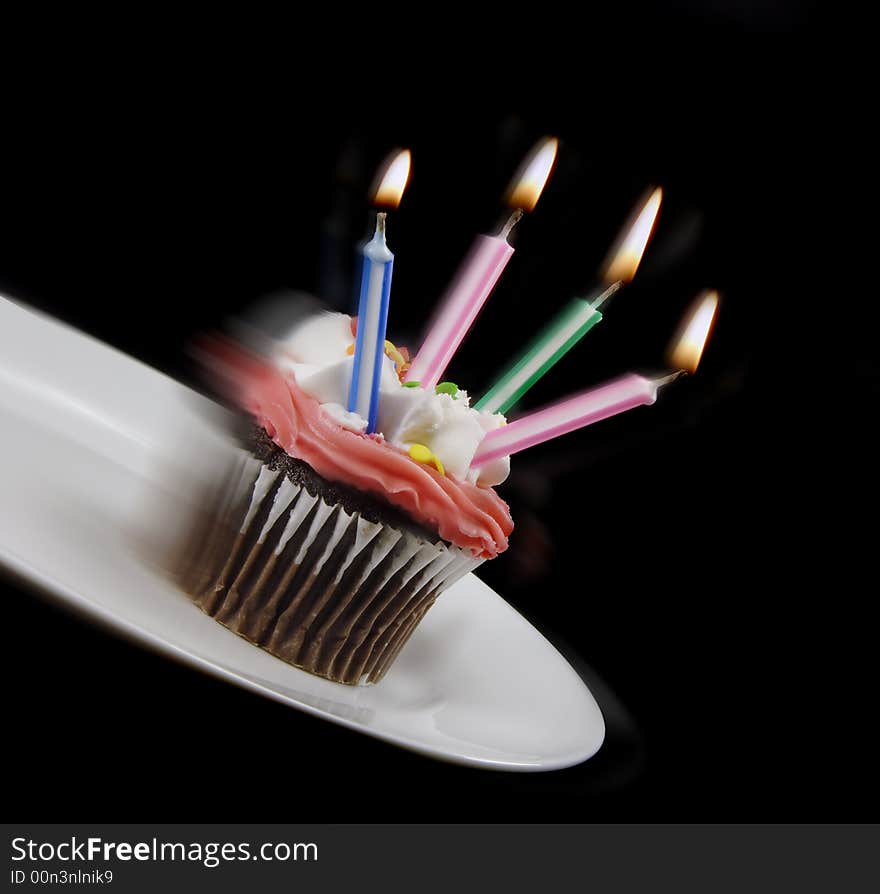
[319,402,368,433]
[468,409,511,487]
[275,311,511,486]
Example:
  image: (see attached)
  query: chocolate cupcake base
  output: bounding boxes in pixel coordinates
[178,434,482,684]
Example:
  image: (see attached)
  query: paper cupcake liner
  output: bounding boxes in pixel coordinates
[178,450,482,684]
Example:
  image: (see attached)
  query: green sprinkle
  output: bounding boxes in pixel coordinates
[403,380,421,388]
[435,381,459,397]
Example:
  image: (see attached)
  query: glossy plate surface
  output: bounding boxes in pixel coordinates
[0,296,604,771]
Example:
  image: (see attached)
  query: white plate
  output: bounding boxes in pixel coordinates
[0,295,604,771]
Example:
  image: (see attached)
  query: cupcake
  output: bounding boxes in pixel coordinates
[178,311,513,684]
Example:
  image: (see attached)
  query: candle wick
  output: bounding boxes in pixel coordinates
[590,280,623,310]
[498,208,524,240]
[654,369,688,388]
[375,211,387,235]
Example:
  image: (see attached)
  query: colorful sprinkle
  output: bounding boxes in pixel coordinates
[403,380,421,388]
[408,443,445,476]
[346,343,355,355]
[383,339,413,382]
[384,339,406,367]
[435,381,459,397]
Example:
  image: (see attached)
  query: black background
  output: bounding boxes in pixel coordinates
[4,6,870,819]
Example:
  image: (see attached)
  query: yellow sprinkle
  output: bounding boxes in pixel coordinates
[408,443,445,476]
[409,444,433,462]
[346,343,355,355]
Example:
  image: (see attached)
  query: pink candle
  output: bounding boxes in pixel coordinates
[405,137,559,389]
[471,373,661,467]
[404,224,516,388]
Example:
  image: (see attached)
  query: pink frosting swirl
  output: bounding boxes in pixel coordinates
[200,338,513,558]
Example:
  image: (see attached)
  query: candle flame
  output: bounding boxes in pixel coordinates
[372,149,412,208]
[602,187,663,284]
[667,290,719,373]
[505,137,559,212]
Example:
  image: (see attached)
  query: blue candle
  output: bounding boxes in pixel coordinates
[348,212,394,432]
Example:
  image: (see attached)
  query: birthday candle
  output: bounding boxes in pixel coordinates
[473,282,615,417]
[405,137,558,389]
[472,373,663,466]
[348,213,394,431]
[347,149,411,432]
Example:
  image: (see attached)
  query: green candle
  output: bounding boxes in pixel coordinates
[474,187,663,416]
[474,281,620,415]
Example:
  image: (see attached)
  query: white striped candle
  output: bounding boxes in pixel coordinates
[348,213,394,432]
